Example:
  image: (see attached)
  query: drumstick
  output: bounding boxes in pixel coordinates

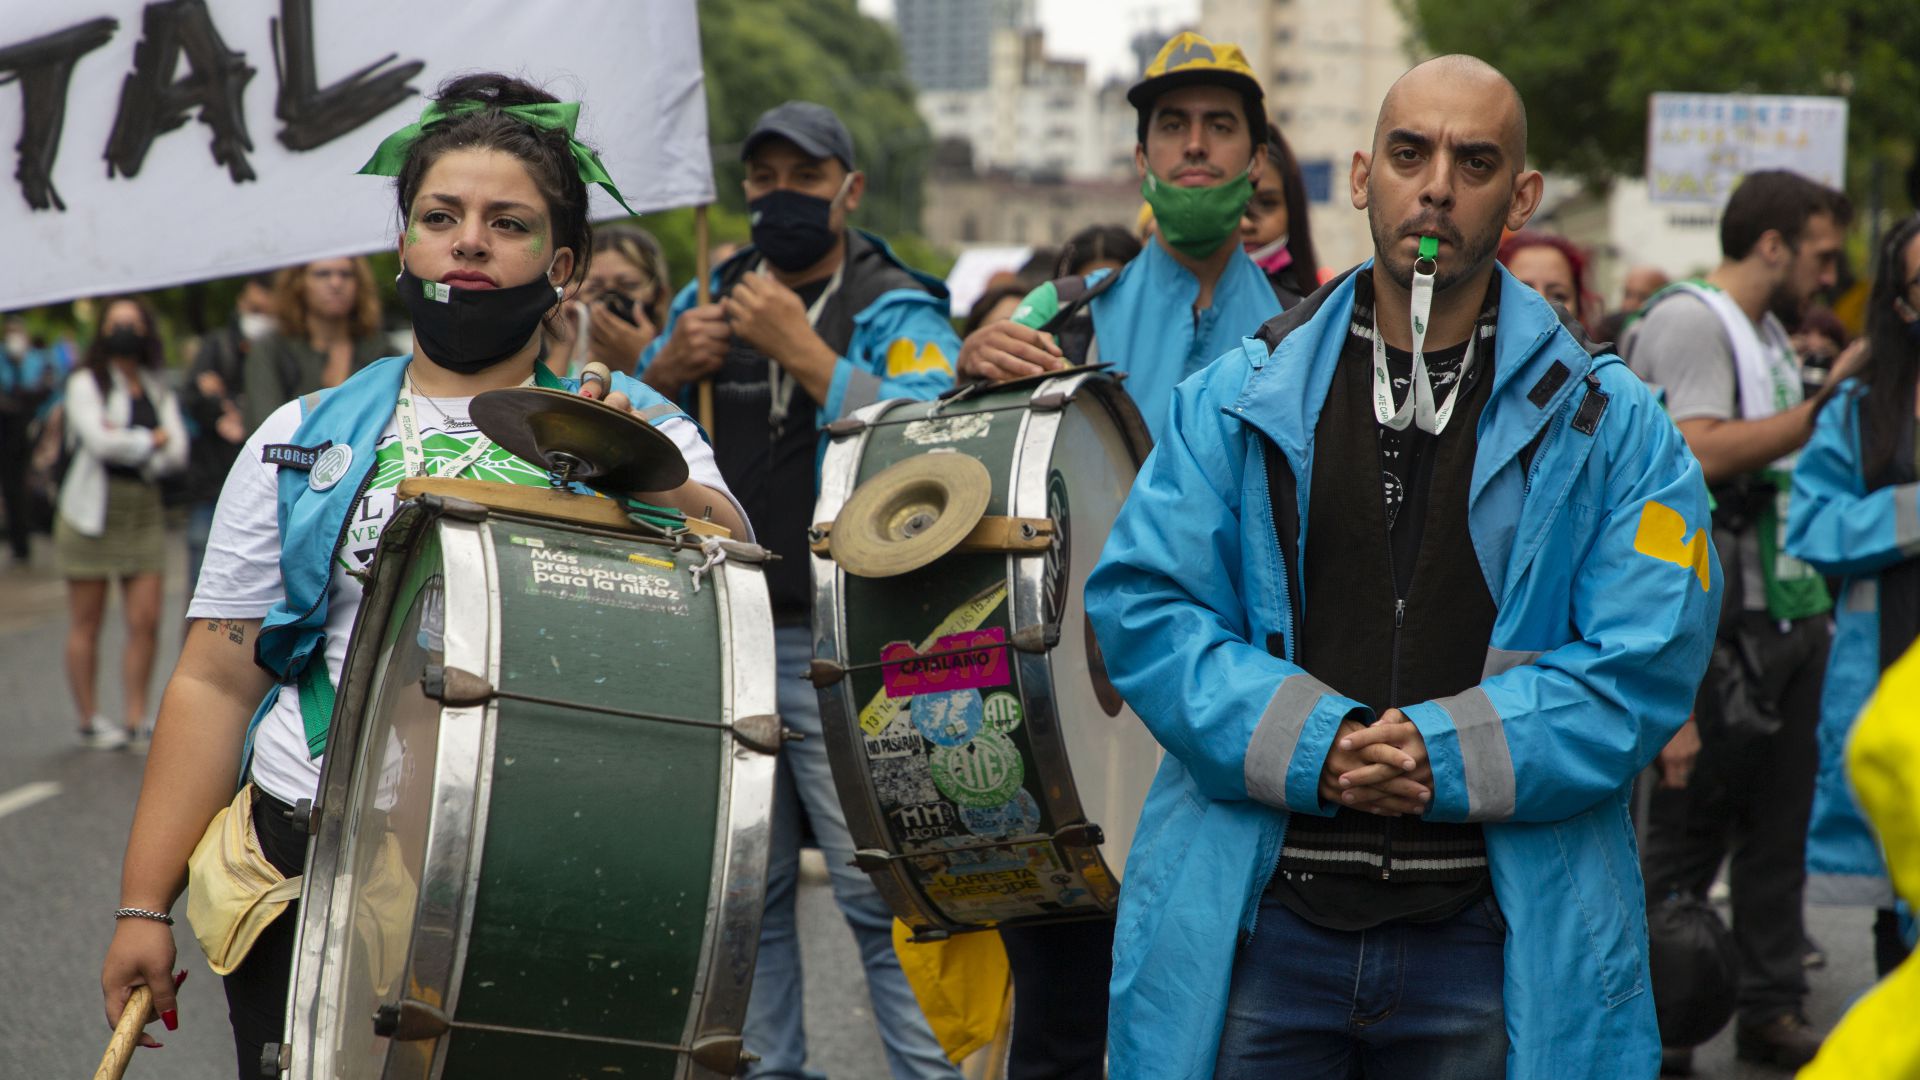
[694,204,715,433]
[93,985,152,1080]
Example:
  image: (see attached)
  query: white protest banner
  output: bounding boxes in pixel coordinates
[0,0,711,309]
[1646,92,1848,205]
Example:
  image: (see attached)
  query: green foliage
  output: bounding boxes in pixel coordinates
[700,0,932,235]
[1401,0,1920,211]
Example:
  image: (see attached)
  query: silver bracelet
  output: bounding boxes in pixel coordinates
[114,907,175,926]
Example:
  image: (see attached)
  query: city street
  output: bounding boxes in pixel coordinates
[0,529,1883,1079]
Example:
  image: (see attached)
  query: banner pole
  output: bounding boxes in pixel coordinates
[694,204,715,433]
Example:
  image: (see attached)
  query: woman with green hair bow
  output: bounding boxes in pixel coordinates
[98,73,744,1076]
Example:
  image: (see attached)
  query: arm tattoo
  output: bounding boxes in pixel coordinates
[203,619,247,646]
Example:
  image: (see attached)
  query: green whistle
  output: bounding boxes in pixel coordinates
[1418,236,1439,260]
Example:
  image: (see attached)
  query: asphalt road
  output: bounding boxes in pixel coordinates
[0,529,1883,1079]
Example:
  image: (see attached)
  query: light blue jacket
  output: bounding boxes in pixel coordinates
[638,229,958,474]
[1785,380,1920,906]
[251,356,685,757]
[1083,238,1279,441]
[1085,265,1721,1079]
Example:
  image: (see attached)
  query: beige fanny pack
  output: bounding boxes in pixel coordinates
[186,784,303,976]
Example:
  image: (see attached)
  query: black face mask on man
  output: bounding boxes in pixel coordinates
[748,175,852,272]
[399,266,561,375]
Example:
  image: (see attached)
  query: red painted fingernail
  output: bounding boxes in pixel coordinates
[149,1041,164,1049]
[161,1009,177,1031]
[174,970,188,989]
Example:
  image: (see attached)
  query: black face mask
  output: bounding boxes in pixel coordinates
[398,267,560,375]
[748,187,843,272]
[101,328,147,359]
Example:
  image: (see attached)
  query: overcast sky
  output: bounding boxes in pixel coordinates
[855,0,1201,84]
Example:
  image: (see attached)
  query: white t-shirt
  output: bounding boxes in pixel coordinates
[187,391,744,806]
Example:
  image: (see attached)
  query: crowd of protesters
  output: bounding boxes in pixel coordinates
[5,25,1913,1080]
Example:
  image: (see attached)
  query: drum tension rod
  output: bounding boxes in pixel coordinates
[420,663,791,752]
[805,624,1059,690]
[365,1013,758,1068]
[852,821,1106,870]
[281,798,317,836]
[827,400,1069,437]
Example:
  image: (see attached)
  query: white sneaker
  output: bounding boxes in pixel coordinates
[126,726,154,753]
[80,720,128,750]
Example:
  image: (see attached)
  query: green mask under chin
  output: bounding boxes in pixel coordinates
[1141,169,1254,258]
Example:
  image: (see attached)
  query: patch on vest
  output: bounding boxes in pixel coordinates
[1527,361,1569,408]
[1572,374,1609,435]
[261,442,332,470]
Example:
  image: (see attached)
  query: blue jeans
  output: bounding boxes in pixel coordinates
[745,625,959,1079]
[1215,891,1509,1080]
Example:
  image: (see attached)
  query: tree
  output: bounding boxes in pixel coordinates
[698,0,932,237]
[1401,0,1920,212]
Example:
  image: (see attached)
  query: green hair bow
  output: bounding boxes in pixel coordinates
[357,99,638,217]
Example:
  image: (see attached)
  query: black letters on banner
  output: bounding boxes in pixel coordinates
[272,0,424,151]
[105,0,257,184]
[0,19,118,211]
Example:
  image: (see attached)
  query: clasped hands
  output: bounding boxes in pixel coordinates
[1319,709,1435,817]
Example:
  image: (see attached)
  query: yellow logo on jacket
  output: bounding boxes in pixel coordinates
[1633,501,1711,592]
[886,339,952,378]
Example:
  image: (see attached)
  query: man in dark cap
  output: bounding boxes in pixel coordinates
[639,102,962,1080]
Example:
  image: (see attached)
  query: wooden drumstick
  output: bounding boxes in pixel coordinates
[93,985,152,1080]
[694,204,715,433]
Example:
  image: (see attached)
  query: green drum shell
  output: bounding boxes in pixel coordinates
[285,497,777,1080]
[812,371,1159,936]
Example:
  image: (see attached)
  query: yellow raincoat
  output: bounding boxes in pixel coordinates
[1799,642,1920,1078]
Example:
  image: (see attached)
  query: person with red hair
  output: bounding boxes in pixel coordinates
[1499,231,1595,333]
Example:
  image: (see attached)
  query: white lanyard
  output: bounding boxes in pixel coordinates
[395,370,531,480]
[1371,237,1474,435]
[764,257,845,434]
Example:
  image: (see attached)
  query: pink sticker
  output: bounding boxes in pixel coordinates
[882,627,1011,698]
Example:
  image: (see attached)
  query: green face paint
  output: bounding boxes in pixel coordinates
[406,226,420,246]
[529,234,544,256]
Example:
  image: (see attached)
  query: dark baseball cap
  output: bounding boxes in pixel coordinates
[741,102,856,170]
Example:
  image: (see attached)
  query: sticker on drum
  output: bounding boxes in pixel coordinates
[929,730,1025,808]
[858,582,1009,735]
[872,753,940,808]
[882,627,1011,699]
[959,788,1041,839]
[864,712,922,758]
[888,801,960,845]
[902,412,993,446]
[981,691,1023,733]
[911,689,985,747]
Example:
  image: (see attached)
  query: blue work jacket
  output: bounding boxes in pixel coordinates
[1083,238,1279,441]
[638,229,958,478]
[1786,381,1920,907]
[1085,264,1721,1079]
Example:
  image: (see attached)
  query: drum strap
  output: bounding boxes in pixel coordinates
[297,659,335,758]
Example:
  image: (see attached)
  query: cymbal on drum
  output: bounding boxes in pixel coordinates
[830,452,992,578]
[469,386,690,494]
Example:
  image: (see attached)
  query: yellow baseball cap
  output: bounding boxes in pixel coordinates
[1127,31,1267,142]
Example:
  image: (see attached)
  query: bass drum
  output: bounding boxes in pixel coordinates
[280,484,777,1079]
[811,369,1161,937]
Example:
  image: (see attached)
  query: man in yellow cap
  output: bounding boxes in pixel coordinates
[956,31,1282,442]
